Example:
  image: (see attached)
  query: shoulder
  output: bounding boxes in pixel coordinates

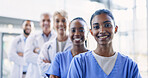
[73,50,92,62]
[50,30,57,38]
[44,38,57,46]
[118,52,137,67]
[118,52,141,77]
[56,50,71,58]
[27,33,41,40]
[75,50,92,58]
[118,53,134,62]
[12,35,22,42]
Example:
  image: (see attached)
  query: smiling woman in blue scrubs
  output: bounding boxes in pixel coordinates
[67,9,142,78]
[48,17,89,78]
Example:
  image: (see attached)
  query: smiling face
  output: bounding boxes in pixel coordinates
[23,20,32,35]
[69,20,86,46]
[90,13,117,45]
[40,14,51,35]
[53,14,67,35]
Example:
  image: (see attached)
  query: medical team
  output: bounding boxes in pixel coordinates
[8,9,142,78]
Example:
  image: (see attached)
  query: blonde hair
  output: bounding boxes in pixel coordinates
[53,10,68,19]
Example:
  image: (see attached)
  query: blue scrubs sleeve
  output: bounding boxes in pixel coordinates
[48,54,60,77]
[67,57,82,78]
[132,64,142,78]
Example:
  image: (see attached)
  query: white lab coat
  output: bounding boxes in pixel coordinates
[38,37,73,76]
[24,30,56,78]
[8,34,27,78]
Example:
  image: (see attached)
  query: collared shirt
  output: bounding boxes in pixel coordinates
[42,33,52,42]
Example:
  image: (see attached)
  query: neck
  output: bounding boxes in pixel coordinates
[94,43,115,57]
[43,31,51,37]
[57,34,68,42]
[71,44,87,57]
[24,33,28,38]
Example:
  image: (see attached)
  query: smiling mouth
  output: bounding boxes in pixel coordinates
[99,35,108,38]
[44,25,50,28]
[75,38,80,41]
[74,38,83,42]
[59,27,65,29]
[97,35,110,39]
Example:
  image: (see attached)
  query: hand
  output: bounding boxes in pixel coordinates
[17,52,23,57]
[50,75,59,78]
[43,59,51,63]
[33,48,40,54]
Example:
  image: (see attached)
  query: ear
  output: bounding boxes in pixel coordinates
[90,29,93,35]
[114,26,118,33]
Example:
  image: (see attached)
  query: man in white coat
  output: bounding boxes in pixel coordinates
[8,20,34,78]
[24,13,56,78]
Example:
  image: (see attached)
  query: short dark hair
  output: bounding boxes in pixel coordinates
[90,9,115,29]
[70,17,86,24]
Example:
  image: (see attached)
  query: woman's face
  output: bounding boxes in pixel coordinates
[69,20,86,46]
[90,13,117,45]
[54,14,67,35]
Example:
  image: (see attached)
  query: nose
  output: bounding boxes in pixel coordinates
[75,30,80,35]
[59,21,64,26]
[99,26,105,34]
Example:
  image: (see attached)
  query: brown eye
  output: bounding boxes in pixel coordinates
[56,20,59,23]
[104,23,112,27]
[79,29,84,32]
[71,29,76,32]
[62,19,66,23]
[26,24,31,26]
[47,19,50,22]
[93,26,99,29]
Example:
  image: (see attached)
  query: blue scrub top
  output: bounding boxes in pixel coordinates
[67,51,142,78]
[47,50,73,78]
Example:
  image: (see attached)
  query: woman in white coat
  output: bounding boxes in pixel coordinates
[38,10,73,77]
[24,13,56,78]
[8,20,33,78]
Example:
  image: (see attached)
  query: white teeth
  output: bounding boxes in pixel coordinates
[99,36,107,38]
[74,38,81,41]
[59,27,64,29]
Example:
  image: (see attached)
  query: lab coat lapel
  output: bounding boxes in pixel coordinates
[48,39,57,61]
[36,34,44,49]
[20,34,25,51]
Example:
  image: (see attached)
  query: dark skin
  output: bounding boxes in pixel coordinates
[17,20,32,57]
[90,13,118,57]
[50,19,88,78]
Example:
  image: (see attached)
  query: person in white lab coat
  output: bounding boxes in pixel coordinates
[8,20,34,78]
[24,13,56,78]
[38,10,73,77]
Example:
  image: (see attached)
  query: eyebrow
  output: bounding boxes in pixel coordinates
[79,27,84,29]
[70,27,84,29]
[103,20,111,24]
[93,20,111,25]
[93,23,99,25]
